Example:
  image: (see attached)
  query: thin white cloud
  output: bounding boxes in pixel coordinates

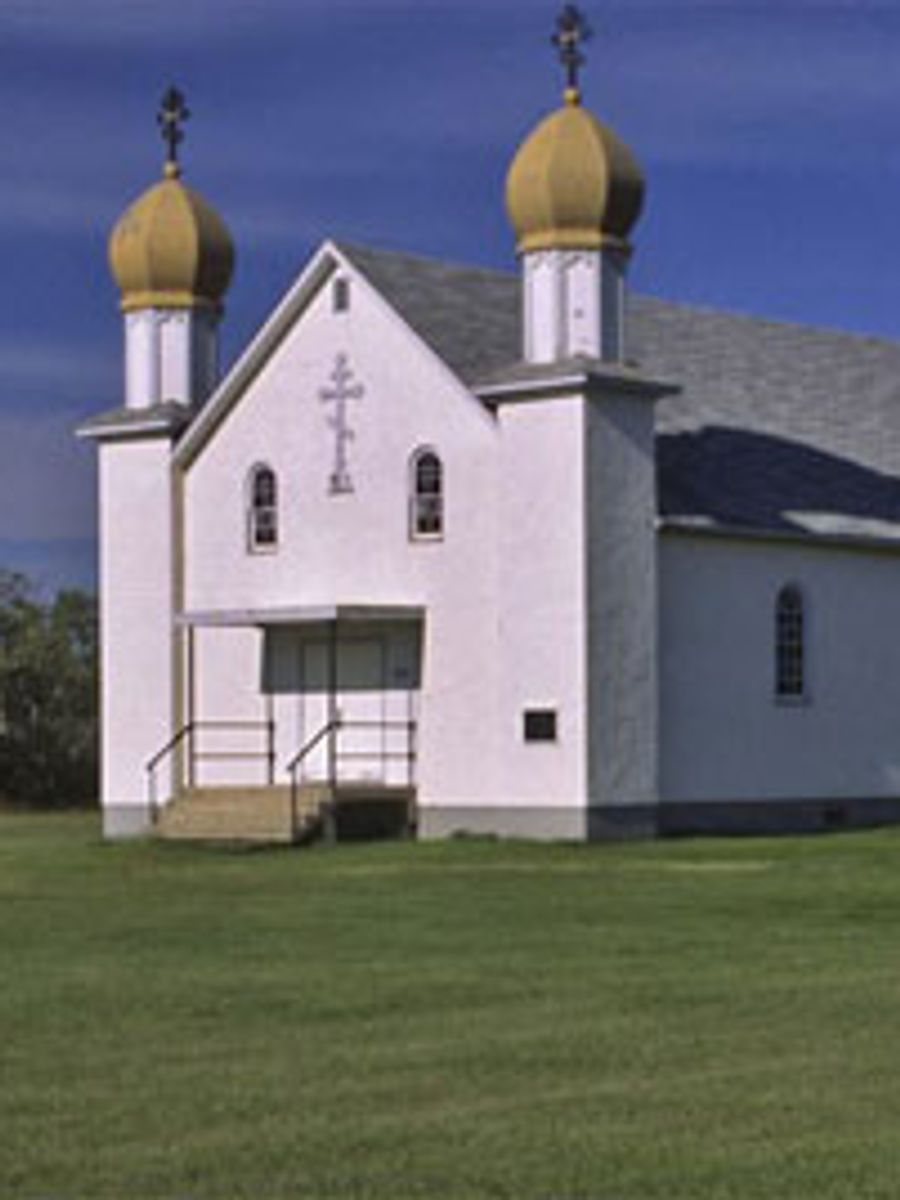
[3,0,288,42]
[602,15,900,168]
[6,0,896,46]
[0,182,122,235]
[4,0,898,228]
[0,412,95,540]
[1,0,496,43]
[631,0,900,8]
[0,341,117,409]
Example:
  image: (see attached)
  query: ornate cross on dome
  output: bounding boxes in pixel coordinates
[552,4,593,96]
[320,353,365,495]
[157,86,190,175]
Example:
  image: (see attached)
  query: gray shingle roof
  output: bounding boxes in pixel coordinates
[338,242,520,385]
[338,241,900,540]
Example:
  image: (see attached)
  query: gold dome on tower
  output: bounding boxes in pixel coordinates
[108,87,235,313]
[505,6,644,254]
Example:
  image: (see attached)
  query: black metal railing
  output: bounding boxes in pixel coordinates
[284,717,417,838]
[146,718,276,818]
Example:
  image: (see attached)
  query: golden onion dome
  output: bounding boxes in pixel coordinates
[505,87,645,254]
[109,161,235,313]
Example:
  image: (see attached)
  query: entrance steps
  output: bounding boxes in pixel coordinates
[155,783,415,844]
[155,784,329,844]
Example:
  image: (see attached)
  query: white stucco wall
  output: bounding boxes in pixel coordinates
[182,265,503,808]
[586,391,658,814]
[99,437,175,824]
[659,531,900,803]
[495,396,589,816]
[190,626,266,787]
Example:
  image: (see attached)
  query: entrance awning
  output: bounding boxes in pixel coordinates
[176,604,425,629]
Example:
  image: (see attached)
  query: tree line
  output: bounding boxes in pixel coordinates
[0,570,98,808]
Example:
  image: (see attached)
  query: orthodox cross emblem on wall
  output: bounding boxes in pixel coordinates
[319,352,364,495]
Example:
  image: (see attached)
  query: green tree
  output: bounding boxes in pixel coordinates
[0,570,98,807]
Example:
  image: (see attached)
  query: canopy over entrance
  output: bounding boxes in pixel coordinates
[176,604,425,628]
[175,605,424,797]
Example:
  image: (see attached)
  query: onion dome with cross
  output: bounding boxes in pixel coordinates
[506,5,645,255]
[109,87,235,313]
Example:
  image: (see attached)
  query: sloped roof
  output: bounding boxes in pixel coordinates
[339,242,520,384]
[339,241,900,541]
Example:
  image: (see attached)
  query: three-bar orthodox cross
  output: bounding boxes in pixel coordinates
[552,4,593,94]
[320,353,364,495]
[157,86,190,174]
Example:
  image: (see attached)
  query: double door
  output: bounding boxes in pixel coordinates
[298,637,386,782]
[269,627,418,787]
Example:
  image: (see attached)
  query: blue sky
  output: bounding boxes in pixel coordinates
[3,0,900,593]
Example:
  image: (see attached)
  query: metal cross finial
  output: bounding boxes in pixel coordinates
[552,4,593,95]
[157,85,190,175]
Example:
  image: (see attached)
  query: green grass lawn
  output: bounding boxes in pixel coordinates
[3,814,900,1198]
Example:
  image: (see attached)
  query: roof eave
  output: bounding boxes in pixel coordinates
[658,516,900,555]
[474,358,679,406]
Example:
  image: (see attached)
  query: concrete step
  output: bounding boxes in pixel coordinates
[156,785,329,844]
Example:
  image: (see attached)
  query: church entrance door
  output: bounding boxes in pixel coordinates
[265,620,420,788]
[298,636,387,784]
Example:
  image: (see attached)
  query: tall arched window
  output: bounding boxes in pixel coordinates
[409,448,443,540]
[248,464,278,552]
[775,584,805,699]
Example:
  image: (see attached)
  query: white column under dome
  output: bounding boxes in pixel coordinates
[522,245,629,366]
[124,306,220,410]
[525,247,628,364]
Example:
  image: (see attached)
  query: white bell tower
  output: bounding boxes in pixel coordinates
[492,7,672,838]
[505,7,644,366]
[109,85,234,413]
[78,87,235,837]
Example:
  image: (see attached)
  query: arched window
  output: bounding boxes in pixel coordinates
[248,464,278,552]
[409,448,443,539]
[775,584,805,699]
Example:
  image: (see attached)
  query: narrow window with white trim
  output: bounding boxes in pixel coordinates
[775,584,806,700]
[248,464,278,552]
[409,448,443,540]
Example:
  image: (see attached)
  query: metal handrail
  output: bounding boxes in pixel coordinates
[285,717,418,840]
[284,720,342,776]
[286,719,343,836]
[146,725,193,818]
[146,718,276,818]
[146,725,192,777]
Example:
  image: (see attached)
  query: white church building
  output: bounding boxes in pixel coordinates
[79,23,900,842]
